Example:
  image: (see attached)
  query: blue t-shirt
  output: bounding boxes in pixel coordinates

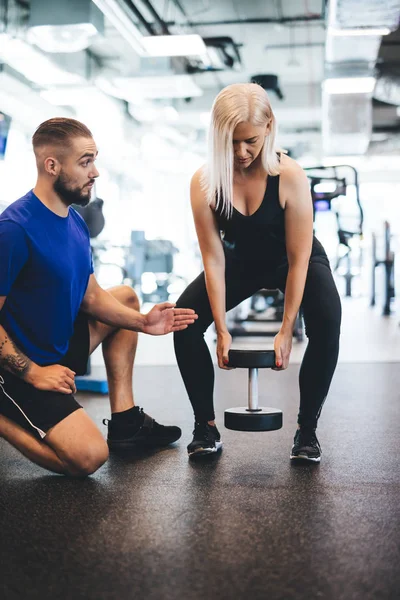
[0,190,93,365]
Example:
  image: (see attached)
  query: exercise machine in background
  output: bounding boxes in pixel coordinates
[228,290,305,342]
[304,164,364,298]
[125,231,181,304]
[371,220,396,316]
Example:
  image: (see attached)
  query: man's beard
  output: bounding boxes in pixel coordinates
[54,171,92,207]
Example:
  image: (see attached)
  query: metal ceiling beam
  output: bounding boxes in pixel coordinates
[169,0,196,29]
[265,42,324,50]
[162,16,324,27]
[122,0,156,35]
[139,0,169,34]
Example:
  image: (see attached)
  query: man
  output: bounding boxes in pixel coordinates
[0,117,197,477]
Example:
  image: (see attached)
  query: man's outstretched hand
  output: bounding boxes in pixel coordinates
[143,303,197,336]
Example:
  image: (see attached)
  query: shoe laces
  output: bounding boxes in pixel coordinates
[102,408,147,428]
[297,428,318,447]
[193,422,210,440]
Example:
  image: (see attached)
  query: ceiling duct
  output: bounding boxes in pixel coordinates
[374,73,400,105]
[323,0,400,156]
[328,0,400,29]
[251,74,284,100]
[323,92,372,155]
[367,132,400,155]
[27,0,104,53]
[186,36,242,73]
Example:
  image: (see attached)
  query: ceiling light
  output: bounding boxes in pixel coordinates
[323,77,376,94]
[329,27,391,36]
[0,34,84,85]
[27,23,98,53]
[142,35,207,57]
[97,74,203,101]
[40,86,103,106]
[128,103,179,123]
[91,0,146,56]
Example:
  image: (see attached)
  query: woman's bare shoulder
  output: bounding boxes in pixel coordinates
[279,153,305,179]
[279,155,309,195]
[191,164,207,188]
[190,165,213,212]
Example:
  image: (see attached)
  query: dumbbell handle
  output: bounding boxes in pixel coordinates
[248,368,261,412]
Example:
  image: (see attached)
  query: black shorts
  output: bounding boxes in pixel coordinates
[0,312,90,439]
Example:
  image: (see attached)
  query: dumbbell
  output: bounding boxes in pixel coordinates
[224,350,283,432]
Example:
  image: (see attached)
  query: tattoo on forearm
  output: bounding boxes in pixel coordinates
[0,334,31,379]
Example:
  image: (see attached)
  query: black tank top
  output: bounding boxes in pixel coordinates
[214,174,325,264]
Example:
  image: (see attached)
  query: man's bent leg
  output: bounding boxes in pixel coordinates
[45,409,109,476]
[87,285,181,448]
[0,414,67,475]
[0,409,108,476]
[88,285,139,414]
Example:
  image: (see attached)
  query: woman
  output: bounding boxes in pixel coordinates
[174,83,341,462]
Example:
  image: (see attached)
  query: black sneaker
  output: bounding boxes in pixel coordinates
[187,422,223,457]
[103,408,181,450]
[290,428,321,463]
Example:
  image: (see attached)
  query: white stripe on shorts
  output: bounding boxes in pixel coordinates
[0,375,46,439]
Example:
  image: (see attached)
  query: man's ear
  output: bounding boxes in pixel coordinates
[43,156,61,177]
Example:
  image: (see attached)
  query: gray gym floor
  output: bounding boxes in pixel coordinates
[1,362,399,600]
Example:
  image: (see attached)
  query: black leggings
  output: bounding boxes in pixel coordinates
[174,252,342,429]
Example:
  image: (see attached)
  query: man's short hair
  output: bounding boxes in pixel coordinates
[32,118,93,150]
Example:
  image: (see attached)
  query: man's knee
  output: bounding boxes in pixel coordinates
[112,285,140,312]
[63,440,109,477]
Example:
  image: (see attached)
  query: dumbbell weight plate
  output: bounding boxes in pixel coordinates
[228,350,276,369]
[224,407,283,432]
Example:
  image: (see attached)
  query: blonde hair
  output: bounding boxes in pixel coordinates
[201,83,281,218]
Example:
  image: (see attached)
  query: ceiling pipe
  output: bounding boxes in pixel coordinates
[122,0,156,35]
[139,0,169,35]
[265,42,324,50]
[163,16,324,27]
[169,0,196,29]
